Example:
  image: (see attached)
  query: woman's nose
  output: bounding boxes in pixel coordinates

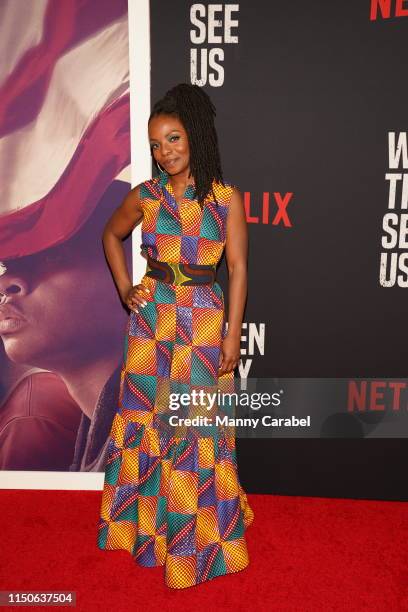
[0,274,28,301]
[161,141,172,156]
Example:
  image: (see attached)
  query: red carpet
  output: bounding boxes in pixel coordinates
[0,490,407,611]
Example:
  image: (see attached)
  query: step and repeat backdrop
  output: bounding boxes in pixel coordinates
[150,0,408,499]
[0,0,407,499]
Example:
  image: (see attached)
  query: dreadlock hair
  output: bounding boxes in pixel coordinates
[149,83,225,208]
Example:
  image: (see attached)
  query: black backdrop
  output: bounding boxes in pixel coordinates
[150,0,408,500]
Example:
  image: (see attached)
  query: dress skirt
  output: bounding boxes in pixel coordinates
[97,275,254,589]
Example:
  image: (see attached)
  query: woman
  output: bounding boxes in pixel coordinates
[97,83,254,589]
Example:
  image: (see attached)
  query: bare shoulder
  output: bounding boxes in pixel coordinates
[228,184,245,213]
[127,183,142,201]
[230,185,244,200]
[224,183,248,254]
[107,184,144,231]
[119,183,144,213]
[225,183,247,238]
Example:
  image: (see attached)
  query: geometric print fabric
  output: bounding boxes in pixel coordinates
[97,171,254,588]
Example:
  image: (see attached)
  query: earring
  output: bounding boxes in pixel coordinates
[156,161,166,173]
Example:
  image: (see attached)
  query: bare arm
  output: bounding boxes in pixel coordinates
[102,184,147,306]
[218,187,248,375]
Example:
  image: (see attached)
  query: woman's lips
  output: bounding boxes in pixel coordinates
[0,317,27,334]
[164,158,178,167]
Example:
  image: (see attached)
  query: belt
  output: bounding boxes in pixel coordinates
[145,255,216,286]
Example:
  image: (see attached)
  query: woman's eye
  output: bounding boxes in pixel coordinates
[151,144,158,150]
[170,136,179,142]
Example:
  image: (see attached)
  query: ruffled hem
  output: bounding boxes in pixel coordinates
[98,414,254,589]
[98,529,253,590]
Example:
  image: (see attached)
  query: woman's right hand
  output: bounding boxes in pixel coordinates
[121,284,151,312]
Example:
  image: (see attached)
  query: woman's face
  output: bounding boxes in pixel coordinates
[0,236,125,370]
[148,114,191,177]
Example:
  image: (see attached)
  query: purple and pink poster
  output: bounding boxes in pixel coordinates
[0,0,132,473]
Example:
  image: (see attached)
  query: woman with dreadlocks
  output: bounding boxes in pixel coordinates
[97,83,254,589]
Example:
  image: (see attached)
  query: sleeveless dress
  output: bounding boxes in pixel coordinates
[97,170,254,589]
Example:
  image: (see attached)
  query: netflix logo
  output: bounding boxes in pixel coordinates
[244,192,294,228]
[347,380,408,411]
[370,0,408,20]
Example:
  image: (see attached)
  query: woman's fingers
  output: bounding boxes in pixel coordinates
[130,293,147,307]
[127,284,152,312]
[219,356,239,375]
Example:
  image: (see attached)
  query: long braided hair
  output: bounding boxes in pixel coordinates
[149,83,225,207]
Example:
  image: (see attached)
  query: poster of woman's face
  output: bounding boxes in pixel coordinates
[0,0,132,471]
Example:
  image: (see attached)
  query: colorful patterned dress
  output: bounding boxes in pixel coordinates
[97,170,254,589]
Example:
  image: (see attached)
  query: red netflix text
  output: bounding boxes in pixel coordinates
[244,192,293,227]
[347,380,407,411]
[370,0,408,20]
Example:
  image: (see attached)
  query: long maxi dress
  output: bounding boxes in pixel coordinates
[97,170,254,589]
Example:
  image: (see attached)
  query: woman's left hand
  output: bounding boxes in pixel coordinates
[218,334,241,375]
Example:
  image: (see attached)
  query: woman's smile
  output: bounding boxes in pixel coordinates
[163,157,178,167]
